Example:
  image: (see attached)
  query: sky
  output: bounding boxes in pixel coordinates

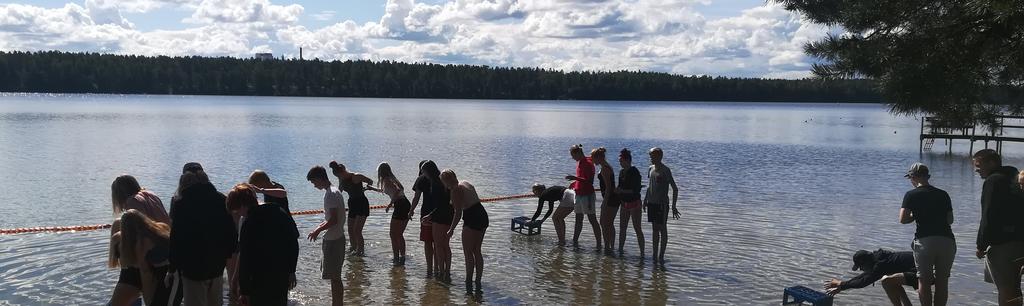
[0,0,831,78]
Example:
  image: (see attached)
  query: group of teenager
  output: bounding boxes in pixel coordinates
[104,158,493,306]
[825,149,1024,306]
[101,144,683,305]
[528,145,680,263]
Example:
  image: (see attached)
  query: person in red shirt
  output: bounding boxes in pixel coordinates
[566,144,601,249]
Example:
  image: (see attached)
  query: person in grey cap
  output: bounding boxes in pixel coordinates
[899,162,955,306]
[824,249,918,305]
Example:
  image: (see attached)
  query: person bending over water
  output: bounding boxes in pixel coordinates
[410,160,437,276]
[108,174,171,306]
[594,147,620,254]
[898,163,955,306]
[248,170,290,214]
[644,148,678,264]
[306,166,346,306]
[566,144,601,249]
[616,148,644,257]
[421,161,454,282]
[529,184,573,227]
[440,169,489,293]
[825,249,919,306]
[367,162,412,265]
[116,210,182,306]
[330,161,373,257]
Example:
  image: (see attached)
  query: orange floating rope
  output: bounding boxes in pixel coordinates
[0,192,542,235]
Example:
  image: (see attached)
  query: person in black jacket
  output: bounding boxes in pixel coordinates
[972,149,1024,305]
[824,249,918,306]
[168,162,237,306]
[226,184,299,306]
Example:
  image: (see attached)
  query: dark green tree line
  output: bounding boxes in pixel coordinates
[0,51,880,102]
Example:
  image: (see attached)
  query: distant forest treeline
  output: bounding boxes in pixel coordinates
[0,51,881,102]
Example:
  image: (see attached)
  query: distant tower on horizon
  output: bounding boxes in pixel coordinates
[255,53,273,60]
[300,47,303,61]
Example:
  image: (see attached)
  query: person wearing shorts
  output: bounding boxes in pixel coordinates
[367,162,412,266]
[899,163,956,306]
[566,144,601,249]
[616,148,645,256]
[410,161,436,275]
[306,166,346,306]
[972,149,1024,305]
[644,147,678,264]
[824,249,920,305]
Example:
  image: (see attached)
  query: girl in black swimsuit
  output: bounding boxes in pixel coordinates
[420,161,453,282]
[367,162,411,265]
[440,169,489,292]
[330,161,374,257]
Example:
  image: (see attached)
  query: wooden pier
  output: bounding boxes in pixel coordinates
[920,115,1024,155]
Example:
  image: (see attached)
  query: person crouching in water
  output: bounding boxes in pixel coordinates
[529,183,574,232]
[824,249,919,305]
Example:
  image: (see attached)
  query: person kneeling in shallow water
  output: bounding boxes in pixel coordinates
[825,249,919,306]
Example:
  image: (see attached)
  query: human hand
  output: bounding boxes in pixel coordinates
[565,175,576,181]
[164,271,175,287]
[671,207,680,220]
[826,287,841,297]
[288,273,297,290]
[386,204,392,213]
[307,230,320,242]
[823,278,841,289]
[447,229,455,238]
[977,249,987,259]
[421,214,432,222]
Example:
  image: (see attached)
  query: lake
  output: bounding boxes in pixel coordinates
[0,94,1016,305]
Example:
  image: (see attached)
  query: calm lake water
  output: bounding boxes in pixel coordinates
[0,94,1019,305]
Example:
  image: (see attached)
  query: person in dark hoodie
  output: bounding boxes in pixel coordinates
[227,184,299,306]
[824,249,918,305]
[972,149,1024,305]
[168,162,237,306]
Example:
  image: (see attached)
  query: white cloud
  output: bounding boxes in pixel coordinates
[0,0,829,78]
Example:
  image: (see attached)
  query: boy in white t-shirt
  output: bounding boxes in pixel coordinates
[306,166,346,306]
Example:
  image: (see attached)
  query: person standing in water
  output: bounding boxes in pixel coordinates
[440,169,489,292]
[410,160,436,276]
[616,148,645,258]
[306,165,346,306]
[566,144,601,249]
[898,163,955,306]
[367,162,412,265]
[116,209,182,306]
[594,147,620,254]
[227,184,299,306]
[330,161,373,257]
[644,148,678,265]
[423,161,453,283]
[108,174,171,306]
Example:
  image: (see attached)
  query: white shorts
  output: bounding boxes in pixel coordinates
[574,194,596,215]
[558,189,576,209]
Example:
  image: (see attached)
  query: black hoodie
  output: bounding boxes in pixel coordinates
[169,182,237,281]
[238,202,299,295]
[978,165,1023,251]
[838,249,916,290]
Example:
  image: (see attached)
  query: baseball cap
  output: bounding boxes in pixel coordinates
[851,250,873,271]
[904,162,930,178]
[183,162,204,174]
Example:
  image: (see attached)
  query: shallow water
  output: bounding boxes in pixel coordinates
[0,94,1018,305]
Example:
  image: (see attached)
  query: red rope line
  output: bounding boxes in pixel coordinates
[0,193,540,235]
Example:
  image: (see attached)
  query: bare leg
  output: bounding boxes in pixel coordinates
[618,205,628,253]
[355,216,367,254]
[108,283,140,306]
[397,219,408,259]
[573,213,584,246]
[347,217,356,251]
[553,207,573,245]
[600,204,617,252]
[651,224,661,263]
[474,229,485,284]
[657,225,667,264]
[432,223,452,281]
[587,214,602,249]
[881,274,913,306]
[330,278,344,306]
[390,219,401,261]
[632,209,645,259]
[918,278,932,306]
[462,230,475,284]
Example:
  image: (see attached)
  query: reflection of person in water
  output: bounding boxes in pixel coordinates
[529,184,573,226]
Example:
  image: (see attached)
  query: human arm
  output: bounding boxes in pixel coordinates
[836,271,881,291]
[252,186,287,199]
[448,188,463,238]
[410,191,422,219]
[669,169,679,219]
[307,207,339,241]
[530,198,545,221]
[356,174,374,190]
[898,208,914,224]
